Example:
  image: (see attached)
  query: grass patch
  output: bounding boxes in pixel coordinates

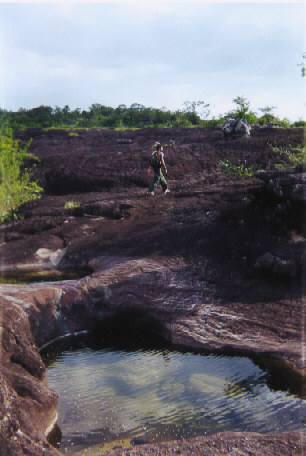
[64,200,81,209]
[114,126,142,131]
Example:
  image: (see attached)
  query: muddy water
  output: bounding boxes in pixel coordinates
[45,345,303,456]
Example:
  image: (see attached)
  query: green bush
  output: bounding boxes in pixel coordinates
[0,128,43,223]
[269,143,306,171]
[219,160,258,178]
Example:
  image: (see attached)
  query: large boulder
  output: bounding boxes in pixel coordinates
[221,118,252,139]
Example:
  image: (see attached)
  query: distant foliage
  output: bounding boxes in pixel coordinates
[0,128,43,223]
[269,143,306,171]
[0,103,203,130]
[0,98,302,131]
[219,160,258,178]
[291,119,306,128]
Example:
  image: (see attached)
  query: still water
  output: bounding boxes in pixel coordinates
[45,344,303,455]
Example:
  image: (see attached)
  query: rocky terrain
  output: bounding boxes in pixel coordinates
[0,127,304,455]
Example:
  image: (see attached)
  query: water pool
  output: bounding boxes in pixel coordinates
[45,344,303,455]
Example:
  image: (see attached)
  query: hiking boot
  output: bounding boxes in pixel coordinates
[149,191,154,196]
[164,189,170,195]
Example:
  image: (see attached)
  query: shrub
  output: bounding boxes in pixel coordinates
[0,128,43,222]
[219,160,258,178]
[269,143,306,171]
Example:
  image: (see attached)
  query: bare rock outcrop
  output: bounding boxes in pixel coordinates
[0,127,305,455]
[0,256,304,454]
[0,296,60,456]
[107,432,304,456]
[220,119,252,139]
[255,169,306,204]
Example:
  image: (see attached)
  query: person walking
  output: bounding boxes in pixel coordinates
[147,143,170,196]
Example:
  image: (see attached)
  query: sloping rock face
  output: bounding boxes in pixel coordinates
[0,296,60,456]
[0,127,305,455]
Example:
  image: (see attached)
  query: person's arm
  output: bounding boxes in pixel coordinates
[161,154,167,174]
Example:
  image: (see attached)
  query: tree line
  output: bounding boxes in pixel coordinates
[0,98,304,130]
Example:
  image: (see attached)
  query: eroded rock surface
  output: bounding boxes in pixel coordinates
[0,296,60,456]
[0,127,305,455]
[107,432,304,456]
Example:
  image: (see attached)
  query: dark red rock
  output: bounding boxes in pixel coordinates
[107,432,304,455]
[0,127,305,455]
[0,296,59,456]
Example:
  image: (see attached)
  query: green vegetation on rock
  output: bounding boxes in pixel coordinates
[269,143,306,171]
[219,160,258,178]
[0,128,43,223]
[64,200,81,209]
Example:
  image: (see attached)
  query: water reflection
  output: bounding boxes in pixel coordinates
[45,345,303,455]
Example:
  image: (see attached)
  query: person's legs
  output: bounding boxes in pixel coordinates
[149,170,160,193]
[159,172,168,192]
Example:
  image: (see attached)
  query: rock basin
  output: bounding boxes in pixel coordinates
[43,335,303,455]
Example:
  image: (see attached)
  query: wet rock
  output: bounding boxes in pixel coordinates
[107,432,304,455]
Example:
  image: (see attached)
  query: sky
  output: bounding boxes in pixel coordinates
[0,1,305,121]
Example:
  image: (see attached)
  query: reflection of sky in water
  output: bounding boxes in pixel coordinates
[45,347,304,455]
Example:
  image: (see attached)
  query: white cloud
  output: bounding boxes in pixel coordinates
[0,2,304,121]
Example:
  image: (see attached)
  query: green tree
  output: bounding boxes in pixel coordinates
[232,96,250,119]
[257,106,279,125]
[225,96,258,124]
[0,128,43,222]
[28,105,53,127]
[183,101,211,120]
